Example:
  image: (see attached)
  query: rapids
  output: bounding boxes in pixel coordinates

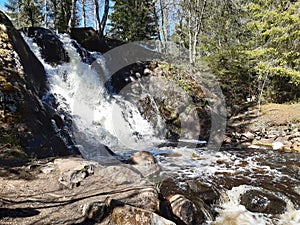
[23,33,300,225]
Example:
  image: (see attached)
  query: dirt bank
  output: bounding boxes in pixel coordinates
[227,103,300,152]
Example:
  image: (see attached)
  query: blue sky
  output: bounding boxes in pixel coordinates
[0,0,7,11]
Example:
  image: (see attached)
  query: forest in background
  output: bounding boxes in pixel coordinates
[4,0,300,109]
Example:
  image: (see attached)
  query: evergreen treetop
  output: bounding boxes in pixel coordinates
[109,0,158,41]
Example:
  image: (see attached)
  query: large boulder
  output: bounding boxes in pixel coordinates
[160,178,217,224]
[130,151,160,177]
[0,11,71,158]
[70,27,123,54]
[168,194,204,225]
[22,27,70,65]
[239,189,287,214]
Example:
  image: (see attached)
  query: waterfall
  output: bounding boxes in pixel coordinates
[23,33,161,161]
[22,31,300,224]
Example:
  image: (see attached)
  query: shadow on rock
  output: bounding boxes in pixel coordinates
[0,208,40,218]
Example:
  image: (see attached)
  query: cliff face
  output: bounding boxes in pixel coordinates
[0,11,70,161]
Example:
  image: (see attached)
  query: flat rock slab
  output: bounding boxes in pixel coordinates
[105,204,176,225]
[0,156,160,224]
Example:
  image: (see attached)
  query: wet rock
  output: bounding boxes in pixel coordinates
[0,11,71,158]
[187,180,220,205]
[130,151,160,177]
[239,190,287,214]
[160,178,181,197]
[22,27,69,65]
[108,204,176,225]
[168,194,204,225]
[107,62,150,94]
[131,151,158,166]
[71,40,96,64]
[0,155,164,224]
[53,156,160,212]
[83,197,167,224]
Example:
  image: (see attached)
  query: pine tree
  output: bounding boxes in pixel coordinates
[5,0,22,28]
[5,0,42,28]
[245,0,300,102]
[56,0,72,32]
[109,0,158,41]
[200,0,255,104]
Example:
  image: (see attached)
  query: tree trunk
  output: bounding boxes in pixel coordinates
[53,0,57,30]
[99,0,109,36]
[68,0,77,29]
[94,0,101,31]
[159,0,166,43]
[187,2,193,65]
[27,0,35,27]
[44,0,47,27]
[17,0,21,28]
[192,0,206,64]
[82,0,86,27]
[186,0,207,65]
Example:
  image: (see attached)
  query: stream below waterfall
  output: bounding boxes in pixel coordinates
[23,32,300,225]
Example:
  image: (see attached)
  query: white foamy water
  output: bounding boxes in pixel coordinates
[23,33,160,157]
[212,185,300,225]
[156,147,292,180]
[23,32,300,225]
[154,146,300,225]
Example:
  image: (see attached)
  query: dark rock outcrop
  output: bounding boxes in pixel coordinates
[70,27,123,54]
[168,194,205,225]
[0,11,71,158]
[71,39,96,64]
[240,189,287,214]
[21,27,70,65]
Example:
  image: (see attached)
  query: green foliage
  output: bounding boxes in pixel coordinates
[197,0,256,107]
[244,0,300,103]
[0,133,21,148]
[5,0,77,32]
[189,0,300,106]
[108,0,158,41]
[55,0,73,32]
[3,0,300,108]
[5,0,42,28]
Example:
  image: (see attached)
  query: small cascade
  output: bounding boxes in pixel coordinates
[22,30,300,224]
[23,32,162,161]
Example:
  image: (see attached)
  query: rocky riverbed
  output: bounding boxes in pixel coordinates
[1,9,300,225]
[0,154,180,225]
[226,103,300,153]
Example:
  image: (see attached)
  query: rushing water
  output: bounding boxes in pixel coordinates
[23,33,300,225]
[23,34,162,154]
[153,146,300,224]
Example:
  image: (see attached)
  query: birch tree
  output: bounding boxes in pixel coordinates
[182,0,207,65]
[68,0,78,29]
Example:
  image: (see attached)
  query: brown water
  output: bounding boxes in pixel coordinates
[152,147,300,224]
